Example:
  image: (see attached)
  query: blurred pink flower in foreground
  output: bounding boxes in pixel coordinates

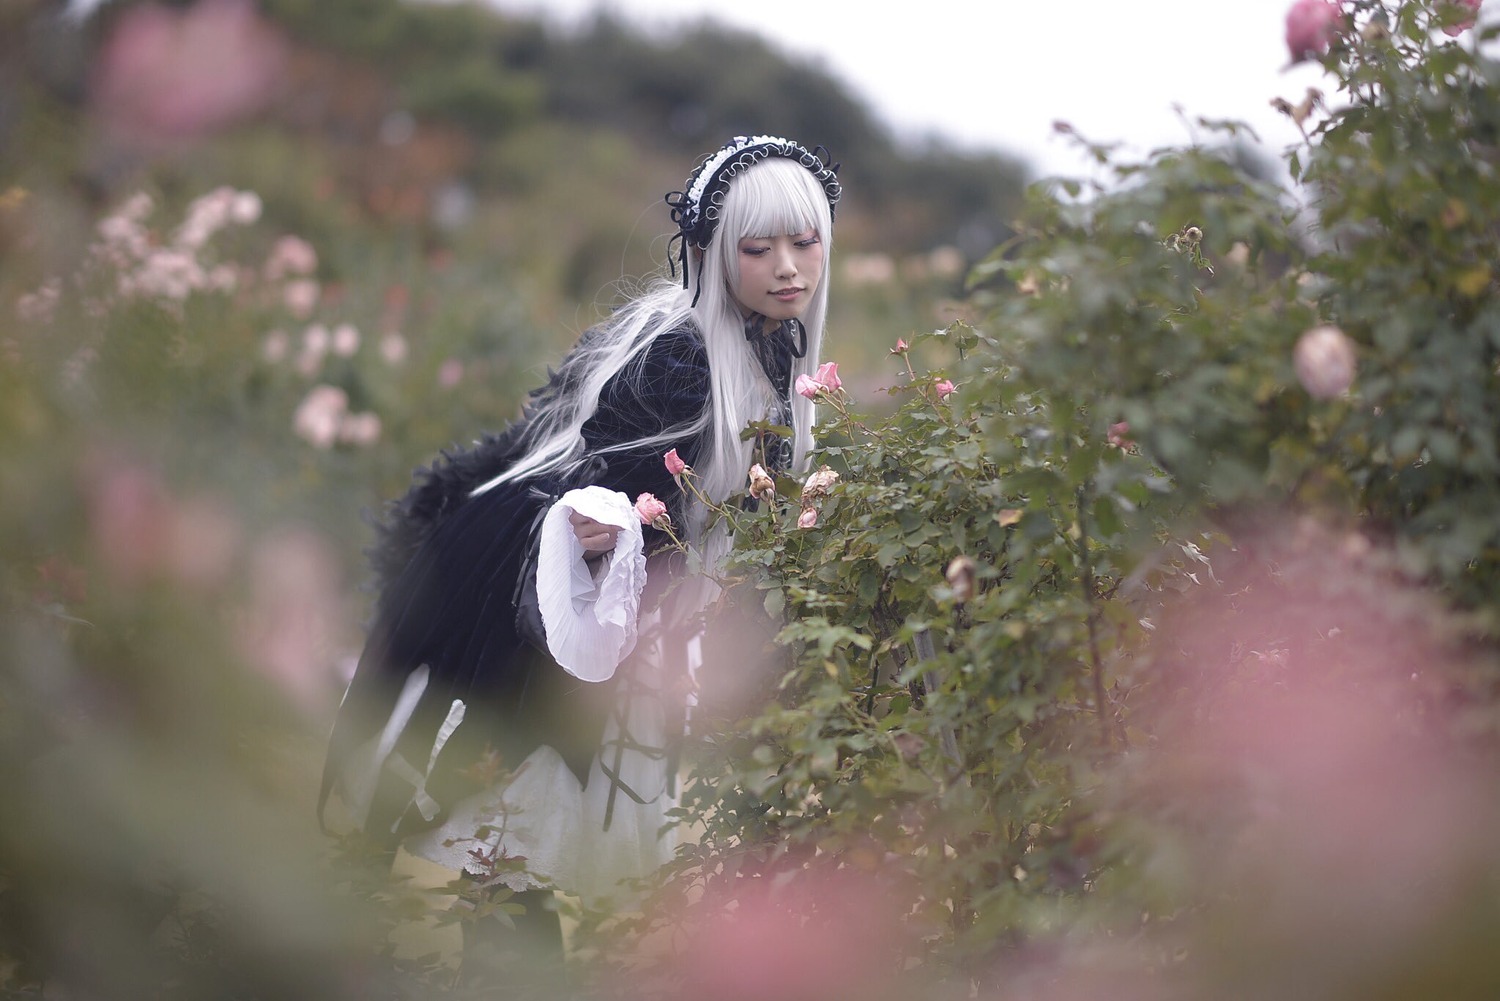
[1120,520,1497,994]
[1442,0,1482,35]
[90,0,288,143]
[82,453,241,588]
[1293,324,1356,398]
[661,868,906,1001]
[1284,0,1341,63]
[1107,420,1134,450]
[237,527,348,714]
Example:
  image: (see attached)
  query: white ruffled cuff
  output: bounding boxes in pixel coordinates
[536,486,647,682]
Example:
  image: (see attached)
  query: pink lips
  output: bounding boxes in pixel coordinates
[773,287,803,300]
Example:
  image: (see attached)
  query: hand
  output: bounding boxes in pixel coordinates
[569,511,619,556]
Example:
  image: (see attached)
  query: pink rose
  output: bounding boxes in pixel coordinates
[1442,0,1481,35]
[890,338,909,355]
[1285,0,1341,63]
[663,448,688,476]
[796,362,844,399]
[1108,421,1134,450]
[635,492,669,528]
[797,506,818,529]
[1294,325,1357,399]
[934,379,956,402]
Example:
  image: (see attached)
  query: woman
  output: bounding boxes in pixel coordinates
[318,135,841,947]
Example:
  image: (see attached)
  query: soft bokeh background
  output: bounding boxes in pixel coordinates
[5,1,1500,998]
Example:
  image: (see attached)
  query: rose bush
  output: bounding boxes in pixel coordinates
[576,3,1500,996]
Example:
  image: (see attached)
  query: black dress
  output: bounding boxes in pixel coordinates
[319,322,713,846]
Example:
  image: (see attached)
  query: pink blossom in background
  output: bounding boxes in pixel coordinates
[297,324,329,376]
[337,411,382,448]
[934,378,955,401]
[292,384,348,449]
[173,186,258,250]
[1442,0,1482,34]
[331,322,360,357]
[261,329,290,364]
[1294,324,1356,398]
[663,448,688,476]
[379,331,408,365]
[90,0,289,144]
[264,235,319,280]
[1285,0,1342,63]
[282,278,320,319]
[635,492,669,528]
[436,358,464,388]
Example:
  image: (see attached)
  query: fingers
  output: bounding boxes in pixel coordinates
[568,511,619,553]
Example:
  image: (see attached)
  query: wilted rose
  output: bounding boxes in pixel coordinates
[635,492,670,529]
[945,555,978,604]
[664,448,688,476]
[797,506,818,529]
[800,465,839,503]
[748,463,776,504]
[1294,324,1357,399]
[1285,0,1341,63]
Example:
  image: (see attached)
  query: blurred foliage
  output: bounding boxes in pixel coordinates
[3,0,1500,999]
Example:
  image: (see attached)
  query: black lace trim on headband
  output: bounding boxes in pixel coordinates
[665,135,841,306]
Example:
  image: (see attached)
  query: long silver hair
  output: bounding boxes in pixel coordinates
[471,157,834,544]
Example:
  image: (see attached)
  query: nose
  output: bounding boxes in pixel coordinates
[773,243,797,280]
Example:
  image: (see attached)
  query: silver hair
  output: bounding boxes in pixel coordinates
[470,156,835,546]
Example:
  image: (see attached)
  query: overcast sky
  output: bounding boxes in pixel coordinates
[491,0,1337,180]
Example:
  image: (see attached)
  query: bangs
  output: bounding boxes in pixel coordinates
[719,158,828,242]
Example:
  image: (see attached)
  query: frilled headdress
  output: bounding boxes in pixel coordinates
[665,135,841,305]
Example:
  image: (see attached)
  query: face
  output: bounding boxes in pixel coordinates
[731,228,825,329]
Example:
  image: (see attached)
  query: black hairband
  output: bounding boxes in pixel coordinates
[664,135,841,305]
